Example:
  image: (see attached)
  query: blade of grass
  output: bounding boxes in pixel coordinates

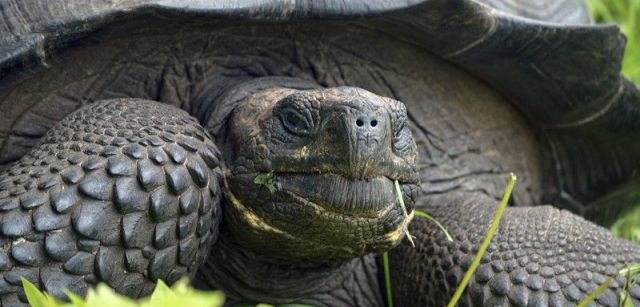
[414,210,454,242]
[446,173,517,307]
[577,263,640,306]
[383,251,394,307]
[619,266,632,307]
[394,180,415,247]
[385,182,453,307]
[576,275,616,307]
[619,263,640,276]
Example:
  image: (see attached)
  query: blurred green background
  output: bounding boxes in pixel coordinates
[587,0,640,242]
[588,0,640,84]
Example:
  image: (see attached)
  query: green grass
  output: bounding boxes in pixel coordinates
[587,0,640,84]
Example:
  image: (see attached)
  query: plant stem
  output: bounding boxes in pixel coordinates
[383,252,394,307]
[394,180,414,247]
[414,210,454,242]
[576,276,615,307]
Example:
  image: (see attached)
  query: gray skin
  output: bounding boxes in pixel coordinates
[0,0,640,306]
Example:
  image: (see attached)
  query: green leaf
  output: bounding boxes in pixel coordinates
[22,277,50,307]
[254,172,277,194]
[62,289,86,307]
[22,277,225,307]
[140,278,225,307]
[84,285,137,307]
[149,279,172,302]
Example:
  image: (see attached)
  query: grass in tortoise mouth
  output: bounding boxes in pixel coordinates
[253,170,418,218]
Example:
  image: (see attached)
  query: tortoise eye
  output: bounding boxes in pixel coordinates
[275,93,320,139]
[281,109,313,136]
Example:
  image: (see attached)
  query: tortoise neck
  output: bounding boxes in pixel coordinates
[192,237,385,306]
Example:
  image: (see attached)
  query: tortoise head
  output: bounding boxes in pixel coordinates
[218,84,420,264]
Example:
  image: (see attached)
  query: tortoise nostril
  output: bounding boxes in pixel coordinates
[356,116,379,128]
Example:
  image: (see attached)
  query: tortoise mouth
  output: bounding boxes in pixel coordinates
[224,171,417,262]
[231,171,417,218]
[276,173,415,217]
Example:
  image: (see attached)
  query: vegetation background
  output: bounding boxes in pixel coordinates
[588,0,640,243]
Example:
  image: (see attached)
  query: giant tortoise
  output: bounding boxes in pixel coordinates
[0,0,639,306]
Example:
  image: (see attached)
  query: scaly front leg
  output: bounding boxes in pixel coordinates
[0,99,221,305]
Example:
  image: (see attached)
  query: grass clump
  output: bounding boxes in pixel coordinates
[22,278,224,307]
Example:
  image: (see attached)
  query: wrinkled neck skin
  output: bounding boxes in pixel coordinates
[193,236,385,306]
